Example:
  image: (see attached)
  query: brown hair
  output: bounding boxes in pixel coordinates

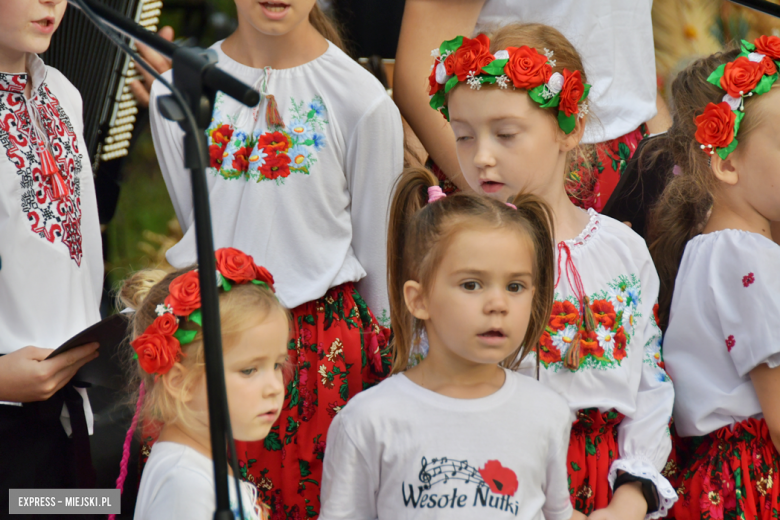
[387,167,556,374]
[453,23,597,202]
[309,4,345,51]
[119,266,289,429]
[648,45,772,330]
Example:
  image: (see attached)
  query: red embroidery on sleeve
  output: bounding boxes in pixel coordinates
[742,273,755,287]
[726,335,736,352]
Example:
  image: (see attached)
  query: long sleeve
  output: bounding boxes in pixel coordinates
[148,74,194,234]
[344,95,403,324]
[609,256,677,518]
[319,414,378,520]
[544,409,575,520]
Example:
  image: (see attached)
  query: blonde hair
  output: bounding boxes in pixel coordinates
[119,266,289,430]
[388,167,556,374]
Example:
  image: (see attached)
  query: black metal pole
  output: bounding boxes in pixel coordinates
[65,2,258,518]
[727,0,780,18]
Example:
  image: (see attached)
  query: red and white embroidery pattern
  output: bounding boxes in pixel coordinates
[742,272,755,287]
[0,72,83,265]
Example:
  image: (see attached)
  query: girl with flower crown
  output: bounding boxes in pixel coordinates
[121,248,284,520]
[648,37,780,520]
[425,23,678,520]
[147,1,403,515]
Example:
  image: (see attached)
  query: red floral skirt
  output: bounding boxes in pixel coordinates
[235,282,392,519]
[669,418,780,520]
[430,125,647,213]
[567,408,625,514]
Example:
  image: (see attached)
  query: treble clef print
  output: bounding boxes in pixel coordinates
[418,457,432,489]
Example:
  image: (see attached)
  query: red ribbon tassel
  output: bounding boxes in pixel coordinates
[39,143,69,201]
[265,94,284,129]
[555,241,593,370]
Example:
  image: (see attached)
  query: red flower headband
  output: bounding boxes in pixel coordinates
[695,36,780,159]
[428,34,590,134]
[130,247,276,376]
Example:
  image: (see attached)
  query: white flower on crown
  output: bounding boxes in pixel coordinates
[435,61,450,85]
[467,71,482,90]
[493,49,510,61]
[578,100,590,119]
[431,48,441,58]
[155,303,175,317]
[748,52,766,63]
[543,47,557,67]
[496,75,510,89]
[216,270,225,287]
[722,93,742,111]
[546,72,565,95]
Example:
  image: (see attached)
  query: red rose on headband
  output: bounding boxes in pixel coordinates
[559,69,585,118]
[444,34,493,82]
[755,35,780,60]
[216,247,258,284]
[165,270,202,316]
[149,313,178,336]
[428,62,442,96]
[254,265,276,291]
[720,57,764,98]
[131,332,181,375]
[694,102,736,150]
[758,55,777,76]
[504,46,552,90]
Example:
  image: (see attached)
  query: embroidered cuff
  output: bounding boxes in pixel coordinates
[609,458,677,519]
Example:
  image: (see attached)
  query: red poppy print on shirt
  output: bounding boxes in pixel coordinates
[478,460,519,496]
[726,335,736,352]
[742,273,755,287]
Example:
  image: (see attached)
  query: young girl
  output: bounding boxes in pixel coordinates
[0,0,103,506]
[649,37,780,519]
[428,24,677,518]
[123,247,286,519]
[320,167,578,520]
[148,0,403,515]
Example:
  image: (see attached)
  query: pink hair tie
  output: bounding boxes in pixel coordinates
[427,186,447,203]
[505,203,517,210]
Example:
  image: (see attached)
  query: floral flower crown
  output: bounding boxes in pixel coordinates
[428,34,591,134]
[695,35,780,159]
[130,248,276,376]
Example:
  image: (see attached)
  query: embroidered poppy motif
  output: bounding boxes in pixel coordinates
[742,272,755,287]
[0,73,84,265]
[726,335,736,352]
[478,460,519,496]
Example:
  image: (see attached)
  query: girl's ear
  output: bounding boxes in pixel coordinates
[710,153,739,186]
[162,363,194,403]
[403,280,430,320]
[558,115,585,153]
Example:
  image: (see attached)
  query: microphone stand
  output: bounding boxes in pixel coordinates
[66,1,260,518]
[728,0,780,18]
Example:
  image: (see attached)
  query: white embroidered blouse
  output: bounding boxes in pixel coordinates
[664,230,780,438]
[149,41,404,318]
[516,209,677,518]
[0,54,103,355]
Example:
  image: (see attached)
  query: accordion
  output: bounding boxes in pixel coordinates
[41,0,162,167]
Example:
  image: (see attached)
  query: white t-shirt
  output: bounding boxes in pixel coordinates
[664,230,780,438]
[149,41,403,320]
[515,209,677,518]
[476,0,657,143]
[134,441,266,520]
[319,369,574,520]
[0,54,103,354]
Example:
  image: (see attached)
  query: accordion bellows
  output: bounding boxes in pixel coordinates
[41,0,162,166]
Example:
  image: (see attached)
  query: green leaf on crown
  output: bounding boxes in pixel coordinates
[444,75,459,94]
[707,64,726,88]
[441,106,450,121]
[580,83,592,102]
[558,111,576,135]
[221,276,233,292]
[741,39,756,55]
[481,59,507,76]
[173,328,198,344]
[528,85,561,109]
[753,73,778,96]
[189,309,203,327]
[439,36,464,56]
[717,138,739,160]
[732,109,746,137]
[429,90,445,111]
[482,76,497,85]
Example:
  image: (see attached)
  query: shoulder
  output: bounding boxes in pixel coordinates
[686,230,780,284]
[507,371,571,425]
[41,66,83,114]
[591,212,656,271]
[336,375,406,423]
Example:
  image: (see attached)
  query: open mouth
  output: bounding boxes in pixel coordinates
[478,329,506,339]
[479,180,505,194]
[260,1,290,13]
[32,17,55,31]
[259,408,279,420]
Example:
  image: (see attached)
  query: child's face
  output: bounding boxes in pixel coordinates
[190,308,289,442]
[408,225,536,367]
[448,86,573,203]
[0,0,66,63]
[233,0,317,37]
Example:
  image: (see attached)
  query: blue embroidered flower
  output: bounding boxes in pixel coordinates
[309,98,326,117]
[288,118,314,141]
[288,145,311,170]
[311,133,326,151]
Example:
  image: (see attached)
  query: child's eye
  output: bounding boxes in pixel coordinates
[507,283,524,293]
[241,368,256,376]
[455,135,473,142]
[497,133,516,139]
[462,281,481,291]
[274,363,284,371]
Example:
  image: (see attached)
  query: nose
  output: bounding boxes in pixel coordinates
[473,136,497,170]
[42,0,65,6]
[263,370,285,400]
[483,286,508,315]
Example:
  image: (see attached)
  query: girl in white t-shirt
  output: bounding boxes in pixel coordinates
[430,23,677,519]
[148,1,403,515]
[120,248,286,520]
[648,38,780,520]
[320,167,579,520]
